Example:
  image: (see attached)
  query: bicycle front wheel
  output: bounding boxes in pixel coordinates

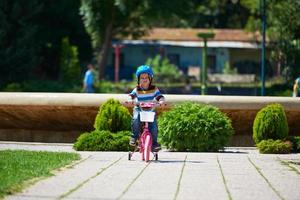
[143,135,151,162]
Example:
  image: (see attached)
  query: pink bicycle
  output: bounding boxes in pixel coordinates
[128,102,160,162]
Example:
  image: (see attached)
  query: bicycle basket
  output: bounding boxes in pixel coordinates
[140,111,155,122]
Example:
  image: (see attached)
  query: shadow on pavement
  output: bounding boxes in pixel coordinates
[154,160,204,164]
[218,150,249,154]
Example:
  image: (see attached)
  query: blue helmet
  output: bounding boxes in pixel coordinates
[135,65,154,78]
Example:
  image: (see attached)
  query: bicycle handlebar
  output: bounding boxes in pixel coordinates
[125,100,166,109]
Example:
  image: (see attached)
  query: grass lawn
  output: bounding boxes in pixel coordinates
[0,150,80,198]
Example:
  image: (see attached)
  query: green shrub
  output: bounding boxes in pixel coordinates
[223,61,238,74]
[95,81,115,93]
[59,37,81,84]
[257,139,293,154]
[110,131,132,151]
[73,130,131,151]
[94,98,131,132]
[253,103,289,144]
[146,55,184,84]
[22,80,67,92]
[158,102,234,152]
[74,98,132,151]
[3,83,22,92]
[95,80,134,93]
[266,83,292,97]
[287,136,300,153]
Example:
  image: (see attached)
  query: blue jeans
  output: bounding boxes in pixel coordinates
[85,84,94,93]
[131,109,158,146]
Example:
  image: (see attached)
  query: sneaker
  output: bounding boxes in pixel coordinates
[152,143,161,151]
[129,137,136,146]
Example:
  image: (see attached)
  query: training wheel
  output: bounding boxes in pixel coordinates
[154,153,158,161]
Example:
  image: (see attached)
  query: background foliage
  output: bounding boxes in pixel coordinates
[59,37,81,85]
[1,0,300,91]
[146,55,184,84]
[0,0,92,90]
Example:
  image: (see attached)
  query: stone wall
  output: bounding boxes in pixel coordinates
[0,92,299,146]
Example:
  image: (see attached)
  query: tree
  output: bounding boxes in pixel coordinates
[146,55,183,84]
[147,0,254,29]
[187,0,252,29]
[35,0,92,80]
[59,37,81,85]
[242,0,300,82]
[80,0,145,80]
[79,0,194,80]
[0,0,92,88]
[0,0,43,85]
[268,0,300,81]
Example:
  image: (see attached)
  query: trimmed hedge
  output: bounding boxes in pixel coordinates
[256,139,293,154]
[74,98,132,151]
[287,136,300,153]
[158,102,234,152]
[253,103,289,144]
[73,130,131,151]
[94,98,131,133]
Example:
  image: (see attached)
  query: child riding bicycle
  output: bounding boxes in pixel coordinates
[128,65,165,150]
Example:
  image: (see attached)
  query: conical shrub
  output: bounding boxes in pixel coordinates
[253,103,289,144]
[94,98,131,133]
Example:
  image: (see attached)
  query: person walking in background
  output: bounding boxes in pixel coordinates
[83,63,95,93]
[293,77,300,97]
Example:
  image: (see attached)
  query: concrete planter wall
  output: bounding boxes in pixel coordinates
[0,92,299,146]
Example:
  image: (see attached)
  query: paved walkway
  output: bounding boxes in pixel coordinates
[1,141,300,200]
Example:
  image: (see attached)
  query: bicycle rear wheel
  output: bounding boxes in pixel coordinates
[144,135,151,162]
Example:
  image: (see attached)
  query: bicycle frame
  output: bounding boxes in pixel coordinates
[139,120,154,161]
[128,102,159,162]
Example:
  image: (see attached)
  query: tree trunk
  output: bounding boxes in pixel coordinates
[97,22,113,80]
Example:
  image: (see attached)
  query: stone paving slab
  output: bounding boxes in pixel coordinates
[176,153,228,200]
[250,156,300,200]
[65,156,148,200]
[1,142,300,200]
[120,153,186,200]
[0,141,75,152]
[5,152,125,200]
[218,154,280,200]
